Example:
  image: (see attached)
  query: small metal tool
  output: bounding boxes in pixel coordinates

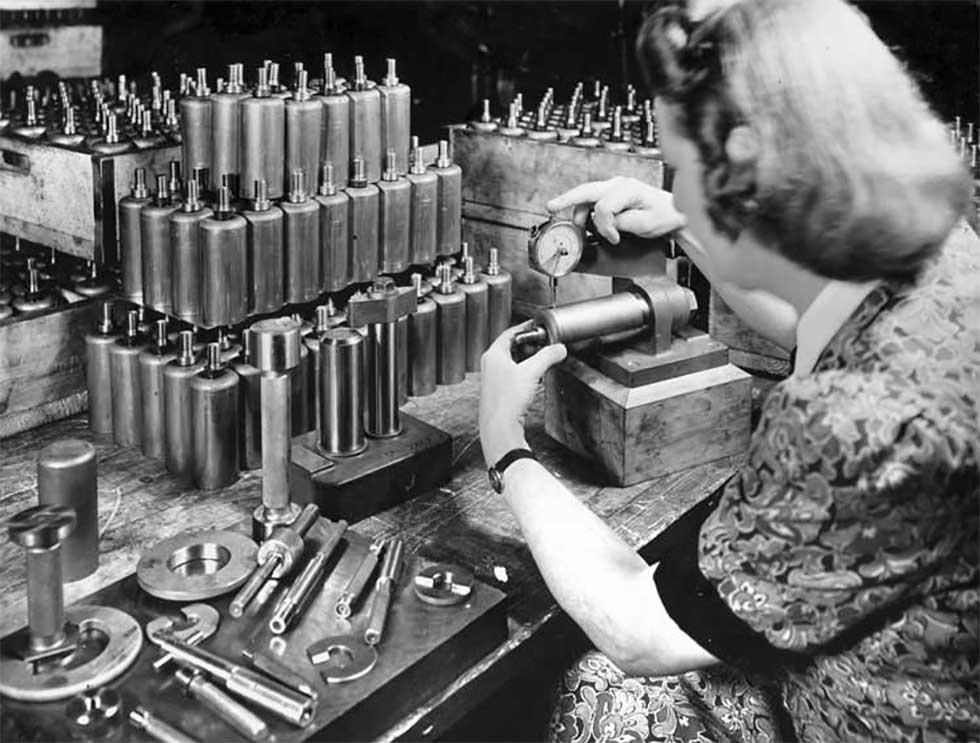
[307,634,378,683]
[146,604,220,672]
[364,537,405,645]
[414,563,474,606]
[334,538,385,618]
[129,705,200,743]
[175,667,269,741]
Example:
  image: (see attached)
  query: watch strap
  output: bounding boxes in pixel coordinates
[489,448,537,493]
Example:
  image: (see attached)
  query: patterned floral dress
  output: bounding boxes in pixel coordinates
[549,221,980,743]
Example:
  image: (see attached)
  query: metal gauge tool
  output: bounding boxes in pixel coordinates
[527,218,585,278]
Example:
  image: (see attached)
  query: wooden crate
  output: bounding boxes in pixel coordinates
[708,289,792,377]
[0,299,98,439]
[450,126,665,316]
[0,135,179,263]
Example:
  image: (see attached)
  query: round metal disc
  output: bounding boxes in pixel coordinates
[137,530,257,601]
[414,563,475,606]
[307,635,378,683]
[0,605,142,702]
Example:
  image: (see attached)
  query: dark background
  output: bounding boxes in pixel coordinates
[93,0,979,142]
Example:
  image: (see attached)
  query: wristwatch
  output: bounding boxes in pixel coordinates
[488,448,538,493]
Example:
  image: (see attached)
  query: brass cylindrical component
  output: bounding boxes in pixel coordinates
[407,136,438,266]
[170,180,212,325]
[428,140,462,257]
[533,291,651,345]
[459,255,489,372]
[319,328,366,456]
[346,157,380,284]
[378,58,411,174]
[164,332,205,479]
[377,150,411,274]
[200,187,248,328]
[315,163,350,293]
[37,440,98,582]
[408,274,437,397]
[241,67,286,200]
[190,344,240,491]
[431,266,466,384]
[181,67,212,183]
[483,247,513,343]
[140,175,178,314]
[242,179,285,315]
[285,69,322,198]
[365,322,400,438]
[119,168,151,303]
[139,320,177,460]
[210,63,249,194]
[85,303,118,435]
[281,169,321,304]
[110,311,147,448]
[346,55,382,183]
[315,61,350,189]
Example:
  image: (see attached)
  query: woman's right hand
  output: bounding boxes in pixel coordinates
[546,177,687,245]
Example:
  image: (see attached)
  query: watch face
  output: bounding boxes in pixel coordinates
[488,467,503,493]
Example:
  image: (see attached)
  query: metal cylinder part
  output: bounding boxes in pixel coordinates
[181,68,212,186]
[431,266,466,384]
[190,344,240,491]
[241,67,285,200]
[37,440,97,583]
[119,169,151,303]
[230,332,262,472]
[140,175,178,314]
[319,328,366,456]
[315,163,350,293]
[408,274,437,396]
[429,140,462,257]
[85,302,118,435]
[346,157,380,284]
[241,179,285,314]
[459,255,489,372]
[397,313,408,406]
[139,320,177,460]
[378,150,411,274]
[110,310,146,448]
[534,290,651,345]
[200,187,248,328]
[175,668,268,741]
[290,330,311,436]
[129,706,199,743]
[365,321,400,438]
[281,169,321,304]
[285,70,323,198]
[407,139,438,266]
[164,332,205,480]
[210,64,248,194]
[170,180,212,325]
[346,55,382,183]
[378,58,411,174]
[483,247,513,343]
[316,64,350,189]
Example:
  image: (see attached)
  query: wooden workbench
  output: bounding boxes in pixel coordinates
[0,374,740,741]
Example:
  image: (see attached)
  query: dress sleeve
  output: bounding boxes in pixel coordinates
[656,372,975,671]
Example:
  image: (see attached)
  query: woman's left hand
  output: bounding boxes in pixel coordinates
[480,321,567,468]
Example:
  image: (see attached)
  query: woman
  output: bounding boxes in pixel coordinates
[478,0,979,740]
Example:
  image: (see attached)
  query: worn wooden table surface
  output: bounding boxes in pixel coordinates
[0,373,739,741]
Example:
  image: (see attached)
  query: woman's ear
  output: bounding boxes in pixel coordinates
[725,125,760,164]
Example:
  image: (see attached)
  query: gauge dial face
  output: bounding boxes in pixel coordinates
[529,220,584,278]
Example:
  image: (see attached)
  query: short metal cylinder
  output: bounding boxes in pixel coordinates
[241,96,285,200]
[110,339,145,448]
[432,289,466,385]
[319,329,366,456]
[460,278,489,372]
[484,266,513,344]
[26,545,66,652]
[317,92,350,188]
[408,297,437,396]
[378,177,411,274]
[170,205,212,325]
[281,197,320,305]
[260,373,292,514]
[190,363,240,491]
[535,291,651,345]
[365,323,400,438]
[379,82,411,175]
[346,88,382,183]
[210,90,246,193]
[119,194,150,303]
[37,440,98,582]
[85,317,118,436]
[231,353,262,472]
[430,163,462,257]
[140,202,178,314]
[180,95,212,181]
[164,359,205,480]
[285,99,322,197]
[316,191,350,293]
[139,342,177,461]
[242,202,285,314]
[346,184,380,284]
[407,170,438,266]
[199,214,248,328]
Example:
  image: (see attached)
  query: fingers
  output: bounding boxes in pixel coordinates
[490,319,534,349]
[546,180,612,213]
[592,188,649,244]
[615,208,687,239]
[519,343,567,379]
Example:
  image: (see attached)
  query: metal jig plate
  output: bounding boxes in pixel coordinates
[414,563,475,606]
[137,530,257,601]
[306,635,378,684]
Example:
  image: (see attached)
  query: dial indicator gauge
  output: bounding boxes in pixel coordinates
[527,219,584,278]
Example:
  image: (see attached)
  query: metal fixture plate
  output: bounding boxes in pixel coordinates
[306,634,378,683]
[136,530,257,601]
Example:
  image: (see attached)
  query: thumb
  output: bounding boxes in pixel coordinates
[519,343,568,380]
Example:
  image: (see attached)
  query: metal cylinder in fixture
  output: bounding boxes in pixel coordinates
[140,174,178,314]
[191,343,240,491]
[241,67,286,200]
[407,137,438,266]
[36,439,98,582]
[291,331,311,436]
[319,328,366,456]
[119,168,151,303]
[428,140,462,257]
[315,163,350,293]
[170,180,213,326]
[139,320,177,460]
[315,59,350,189]
[110,310,146,448]
[181,67,212,184]
[408,274,437,396]
[396,314,408,406]
[431,266,466,384]
[285,69,323,198]
[346,157,380,284]
[242,179,285,314]
[306,306,329,435]
[365,320,400,438]
[85,302,118,436]
[230,329,262,471]
[459,255,489,372]
[200,187,248,328]
[281,169,321,304]
[378,150,411,274]
[483,247,513,343]
[164,331,205,479]
[378,58,411,174]
[346,55,382,183]
[210,63,248,194]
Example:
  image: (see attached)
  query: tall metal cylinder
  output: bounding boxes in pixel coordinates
[241,67,286,200]
[315,163,350,293]
[285,69,322,198]
[110,310,147,448]
[431,266,466,384]
[408,274,437,396]
[459,255,489,372]
[200,187,248,328]
[85,302,118,435]
[378,58,411,175]
[377,150,411,274]
[27,542,67,653]
[140,174,178,314]
[37,440,98,582]
[483,247,513,343]
[210,63,248,194]
[346,55,382,183]
[231,331,262,472]
[139,320,177,460]
[428,140,462,257]
[319,328,366,456]
[119,168,151,303]
[315,58,350,189]
[346,157,380,284]
[365,322,400,438]
[407,137,438,266]
[281,169,320,304]
[170,180,212,325]
[191,343,240,491]
[242,179,285,315]
[164,331,205,480]
[180,68,212,187]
